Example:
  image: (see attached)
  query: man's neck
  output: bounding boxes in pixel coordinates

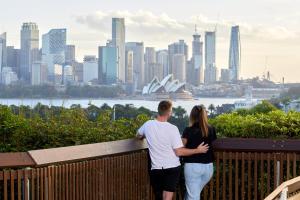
[156,115,168,122]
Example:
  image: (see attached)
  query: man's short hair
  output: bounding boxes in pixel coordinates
[158,100,172,116]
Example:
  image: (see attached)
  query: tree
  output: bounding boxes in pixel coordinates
[208,104,216,115]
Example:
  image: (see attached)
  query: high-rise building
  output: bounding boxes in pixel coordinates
[229,25,241,81]
[7,46,20,76]
[191,27,204,85]
[144,47,156,83]
[73,62,83,83]
[168,40,188,75]
[220,68,230,83]
[65,45,76,64]
[42,29,67,82]
[112,18,125,83]
[204,31,217,84]
[172,54,186,82]
[125,42,144,89]
[0,32,7,71]
[125,50,133,84]
[1,67,18,85]
[98,42,118,84]
[20,22,39,82]
[83,55,98,84]
[156,50,168,78]
[63,65,74,85]
[31,62,48,85]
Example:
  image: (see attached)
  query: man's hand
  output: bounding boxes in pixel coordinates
[196,142,209,154]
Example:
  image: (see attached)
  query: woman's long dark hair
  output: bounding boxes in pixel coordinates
[189,105,209,137]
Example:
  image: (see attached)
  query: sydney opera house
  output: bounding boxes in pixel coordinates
[142,74,193,100]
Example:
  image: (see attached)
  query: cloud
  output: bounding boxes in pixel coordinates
[75,10,299,44]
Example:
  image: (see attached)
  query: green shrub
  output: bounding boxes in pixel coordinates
[210,110,300,139]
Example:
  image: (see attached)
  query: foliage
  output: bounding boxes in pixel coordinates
[0,100,299,152]
[0,104,150,152]
[236,100,277,115]
[210,110,300,139]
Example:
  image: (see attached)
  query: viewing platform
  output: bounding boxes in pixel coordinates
[1,138,300,200]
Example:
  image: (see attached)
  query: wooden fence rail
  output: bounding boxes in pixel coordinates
[1,138,300,200]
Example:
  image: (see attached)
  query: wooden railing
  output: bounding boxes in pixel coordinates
[264,176,300,200]
[1,138,300,200]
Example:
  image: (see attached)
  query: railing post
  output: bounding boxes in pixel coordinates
[276,161,280,187]
[26,167,31,200]
[279,187,288,200]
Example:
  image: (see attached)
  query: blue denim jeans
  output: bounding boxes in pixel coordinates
[184,163,214,200]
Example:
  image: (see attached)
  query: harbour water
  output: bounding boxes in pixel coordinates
[0,98,244,114]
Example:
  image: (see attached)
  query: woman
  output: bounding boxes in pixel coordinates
[182,105,217,200]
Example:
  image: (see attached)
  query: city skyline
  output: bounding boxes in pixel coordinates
[0,0,299,82]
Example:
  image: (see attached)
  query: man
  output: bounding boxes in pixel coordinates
[137,100,209,200]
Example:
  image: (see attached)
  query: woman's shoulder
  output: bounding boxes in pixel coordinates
[182,126,194,137]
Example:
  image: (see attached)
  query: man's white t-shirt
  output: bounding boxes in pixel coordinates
[137,120,184,170]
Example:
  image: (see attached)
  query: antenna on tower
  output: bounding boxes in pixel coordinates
[195,24,198,34]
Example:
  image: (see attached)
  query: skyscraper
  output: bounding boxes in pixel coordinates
[20,22,39,82]
[168,40,188,76]
[83,55,98,84]
[191,27,204,85]
[156,50,168,78]
[31,62,48,85]
[204,31,217,84]
[0,32,7,71]
[144,47,156,83]
[172,54,186,82]
[112,18,126,83]
[65,45,76,64]
[7,46,20,76]
[125,42,144,89]
[125,50,133,84]
[228,25,241,81]
[42,28,67,81]
[98,42,118,84]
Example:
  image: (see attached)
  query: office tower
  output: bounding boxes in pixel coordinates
[172,54,186,82]
[220,68,230,83]
[144,47,156,83]
[112,18,125,83]
[83,55,98,84]
[204,31,217,84]
[156,50,168,78]
[125,42,144,89]
[42,28,67,82]
[168,40,188,75]
[65,45,76,64]
[98,41,118,84]
[31,62,48,85]
[63,65,74,85]
[125,50,133,84]
[20,22,39,82]
[191,27,204,85]
[229,25,241,81]
[73,62,83,82]
[1,67,18,85]
[7,46,20,76]
[0,32,7,71]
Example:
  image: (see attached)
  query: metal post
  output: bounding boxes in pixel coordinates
[279,187,288,200]
[277,161,280,187]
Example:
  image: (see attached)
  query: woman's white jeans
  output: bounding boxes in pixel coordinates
[184,163,214,200]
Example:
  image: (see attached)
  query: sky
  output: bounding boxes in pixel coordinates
[1,0,300,82]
